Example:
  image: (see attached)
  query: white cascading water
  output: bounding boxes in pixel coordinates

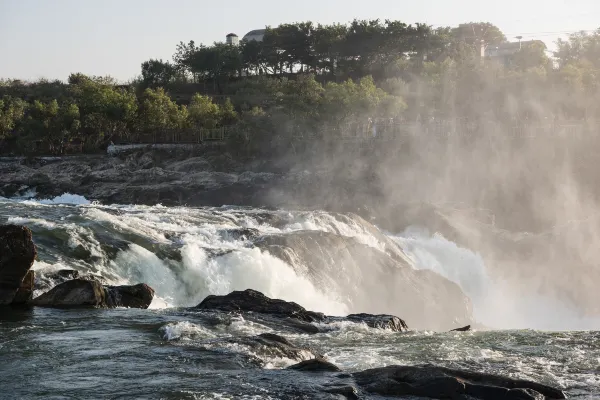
[394,226,600,330]
[4,192,600,330]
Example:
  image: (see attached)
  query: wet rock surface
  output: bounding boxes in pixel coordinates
[12,270,35,305]
[195,289,326,323]
[31,278,155,309]
[195,289,411,334]
[288,358,342,372]
[352,365,566,399]
[31,278,107,308]
[106,283,155,309]
[0,225,37,305]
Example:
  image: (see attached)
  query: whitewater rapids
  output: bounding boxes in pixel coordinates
[1,192,599,330]
[1,193,600,398]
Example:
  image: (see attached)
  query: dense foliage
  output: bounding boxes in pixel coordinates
[1,20,600,155]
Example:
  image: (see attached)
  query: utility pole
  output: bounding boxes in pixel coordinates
[516,35,523,49]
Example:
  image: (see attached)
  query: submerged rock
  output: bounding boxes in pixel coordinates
[106,283,154,309]
[353,364,566,399]
[288,358,341,372]
[0,225,37,305]
[195,289,326,323]
[31,279,155,309]
[31,278,106,308]
[204,333,319,367]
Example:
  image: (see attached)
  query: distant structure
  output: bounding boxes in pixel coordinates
[242,29,266,42]
[226,33,239,46]
[484,40,546,65]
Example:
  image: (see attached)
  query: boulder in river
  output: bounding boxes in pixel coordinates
[0,225,37,305]
[288,358,341,372]
[106,283,155,309]
[31,278,107,308]
[353,364,566,399]
[31,279,155,309]
[195,289,326,322]
[450,325,471,332]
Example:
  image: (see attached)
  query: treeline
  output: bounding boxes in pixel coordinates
[2,20,600,156]
[0,74,237,154]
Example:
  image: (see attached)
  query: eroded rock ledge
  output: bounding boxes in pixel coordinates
[195,289,409,334]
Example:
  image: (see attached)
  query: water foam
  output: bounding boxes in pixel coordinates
[33,193,91,205]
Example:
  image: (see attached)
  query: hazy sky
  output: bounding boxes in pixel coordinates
[1,0,599,82]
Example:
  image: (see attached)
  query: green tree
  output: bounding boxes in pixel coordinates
[137,88,187,134]
[141,59,178,87]
[187,93,220,128]
[69,74,138,146]
[0,96,27,140]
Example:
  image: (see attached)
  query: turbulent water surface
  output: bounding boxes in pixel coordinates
[0,194,599,399]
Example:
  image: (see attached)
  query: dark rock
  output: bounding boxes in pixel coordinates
[31,279,155,309]
[345,313,408,332]
[450,325,471,332]
[0,225,37,305]
[31,278,107,308]
[288,358,341,372]
[105,283,154,309]
[322,385,360,400]
[12,270,35,304]
[195,289,326,323]
[281,317,321,334]
[353,365,566,399]
[208,333,320,366]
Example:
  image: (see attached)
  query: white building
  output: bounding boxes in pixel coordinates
[242,29,266,42]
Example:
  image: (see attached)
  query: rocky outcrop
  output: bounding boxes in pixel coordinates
[353,365,566,399]
[31,278,155,309]
[105,283,154,309]
[31,279,107,308]
[288,358,341,372]
[195,289,409,333]
[345,314,408,332]
[0,225,37,305]
[195,289,326,323]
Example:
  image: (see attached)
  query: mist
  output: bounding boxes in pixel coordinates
[261,59,600,330]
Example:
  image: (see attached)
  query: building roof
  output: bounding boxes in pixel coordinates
[226,33,238,37]
[486,40,546,57]
[242,29,266,41]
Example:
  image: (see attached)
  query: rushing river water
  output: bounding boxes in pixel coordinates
[0,194,599,399]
